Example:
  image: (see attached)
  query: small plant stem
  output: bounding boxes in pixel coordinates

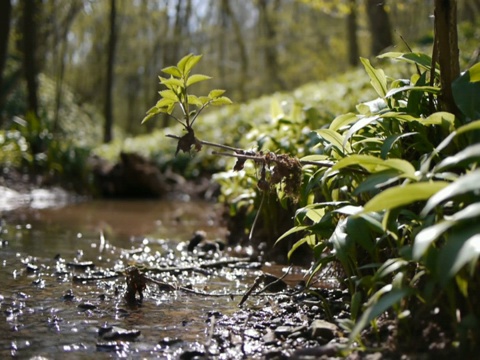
[166,133,335,168]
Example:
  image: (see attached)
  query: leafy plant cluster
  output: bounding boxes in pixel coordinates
[0,75,101,191]
[279,55,480,351]
[144,47,480,352]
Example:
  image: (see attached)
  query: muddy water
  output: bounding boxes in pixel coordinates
[0,199,260,358]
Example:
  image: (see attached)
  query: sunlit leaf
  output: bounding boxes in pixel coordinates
[187,95,203,107]
[378,52,435,71]
[159,89,179,101]
[183,54,203,76]
[456,119,480,136]
[177,53,194,73]
[362,182,449,214]
[186,74,212,87]
[434,144,480,172]
[437,228,480,285]
[161,66,182,77]
[422,111,455,126]
[421,170,480,216]
[385,85,440,99]
[159,76,183,89]
[275,225,310,245]
[360,57,388,98]
[208,89,226,98]
[374,258,408,281]
[210,97,233,106]
[356,98,387,114]
[414,203,480,259]
[270,99,284,121]
[155,97,175,108]
[332,155,416,179]
[316,129,350,154]
[343,115,380,147]
[329,113,357,132]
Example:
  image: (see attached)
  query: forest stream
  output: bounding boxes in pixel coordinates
[0,196,343,359]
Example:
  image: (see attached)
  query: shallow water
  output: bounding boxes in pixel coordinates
[0,199,256,358]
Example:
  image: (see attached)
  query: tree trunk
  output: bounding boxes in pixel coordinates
[434,0,460,116]
[258,0,286,92]
[0,0,12,123]
[104,0,117,143]
[365,0,393,56]
[222,0,248,101]
[23,0,40,119]
[347,0,359,66]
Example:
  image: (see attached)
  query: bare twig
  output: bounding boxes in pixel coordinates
[167,133,334,168]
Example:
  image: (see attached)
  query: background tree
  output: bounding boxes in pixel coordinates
[365,0,393,55]
[346,0,359,66]
[104,0,117,143]
[22,0,40,119]
[0,0,12,124]
[434,0,460,116]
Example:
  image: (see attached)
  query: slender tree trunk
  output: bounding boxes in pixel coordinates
[434,0,460,116]
[104,0,117,143]
[347,0,359,66]
[258,0,286,92]
[365,0,393,55]
[23,0,40,119]
[0,0,12,123]
[53,2,81,133]
[222,0,248,101]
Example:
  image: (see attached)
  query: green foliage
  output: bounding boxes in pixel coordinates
[142,54,232,130]
[277,53,480,351]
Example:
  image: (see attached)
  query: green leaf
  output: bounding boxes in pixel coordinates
[385,85,440,98]
[186,74,212,87]
[332,155,416,179]
[275,225,310,245]
[315,129,351,154]
[350,285,410,341]
[187,95,203,107]
[161,66,182,77]
[177,53,194,73]
[422,111,455,126]
[421,170,480,216]
[414,203,480,259]
[360,57,388,98]
[210,96,233,106]
[437,226,480,285]
[452,62,480,120]
[270,99,284,121]
[381,132,417,159]
[343,115,380,147]
[159,89,179,101]
[208,89,226,99]
[159,76,184,89]
[434,144,480,172]
[354,169,401,195]
[288,235,314,260]
[362,182,449,214]
[457,119,480,136]
[374,258,408,281]
[329,113,357,132]
[182,54,203,76]
[155,97,175,108]
[378,52,434,71]
[141,110,158,124]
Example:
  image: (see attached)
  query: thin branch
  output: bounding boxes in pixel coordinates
[167,133,335,168]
